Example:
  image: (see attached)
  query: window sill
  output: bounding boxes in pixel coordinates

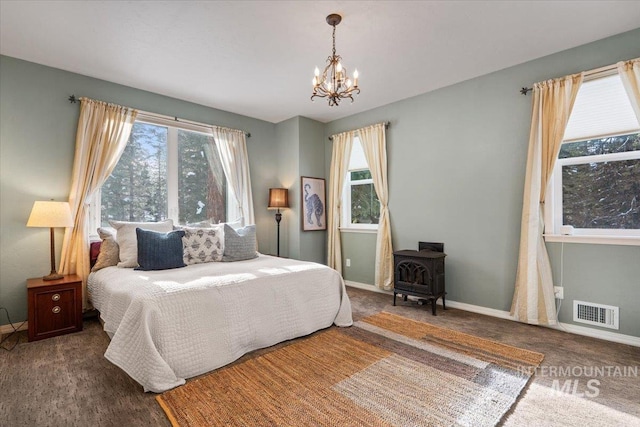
[544,234,640,246]
[339,227,378,234]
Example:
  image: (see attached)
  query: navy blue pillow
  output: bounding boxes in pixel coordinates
[135,228,186,271]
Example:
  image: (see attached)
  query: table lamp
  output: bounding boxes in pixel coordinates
[268,188,289,257]
[27,201,73,281]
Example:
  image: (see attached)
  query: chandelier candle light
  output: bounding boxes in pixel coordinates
[311,13,360,106]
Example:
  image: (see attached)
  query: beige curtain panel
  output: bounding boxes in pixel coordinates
[617,58,640,121]
[327,131,354,273]
[59,98,138,309]
[211,127,255,225]
[511,73,583,326]
[358,124,393,290]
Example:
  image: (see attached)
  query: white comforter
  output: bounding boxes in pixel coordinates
[88,254,352,392]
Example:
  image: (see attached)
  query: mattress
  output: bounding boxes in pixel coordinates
[88,254,353,392]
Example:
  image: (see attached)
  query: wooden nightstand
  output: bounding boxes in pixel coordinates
[27,274,83,342]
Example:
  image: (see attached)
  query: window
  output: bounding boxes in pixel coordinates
[546,73,640,241]
[341,136,380,230]
[92,118,239,230]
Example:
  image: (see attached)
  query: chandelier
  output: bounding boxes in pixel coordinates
[311,14,360,106]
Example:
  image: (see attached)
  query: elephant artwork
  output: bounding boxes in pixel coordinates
[301,177,327,231]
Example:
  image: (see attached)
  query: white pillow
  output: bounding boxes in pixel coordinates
[182,225,225,264]
[109,219,174,268]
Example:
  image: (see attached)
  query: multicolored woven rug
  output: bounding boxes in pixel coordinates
[157,312,544,426]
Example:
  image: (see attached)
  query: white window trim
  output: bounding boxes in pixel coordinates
[341,168,379,231]
[89,119,237,235]
[544,139,640,246]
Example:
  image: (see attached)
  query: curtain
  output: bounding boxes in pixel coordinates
[327,131,354,273]
[617,58,640,121]
[59,98,138,309]
[211,127,255,225]
[358,124,393,290]
[510,73,583,326]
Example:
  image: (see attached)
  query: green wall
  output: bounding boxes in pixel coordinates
[273,116,326,263]
[325,29,640,337]
[0,55,279,326]
[298,117,327,264]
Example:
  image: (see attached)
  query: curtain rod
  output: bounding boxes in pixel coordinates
[520,62,619,95]
[68,95,251,138]
[328,121,391,141]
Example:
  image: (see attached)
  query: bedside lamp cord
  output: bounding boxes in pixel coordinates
[0,307,26,351]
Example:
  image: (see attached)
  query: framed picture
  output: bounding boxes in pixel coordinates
[301,176,327,231]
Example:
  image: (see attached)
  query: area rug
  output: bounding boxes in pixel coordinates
[157,311,544,427]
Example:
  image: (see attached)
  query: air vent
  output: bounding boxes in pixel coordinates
[573,300,619,330]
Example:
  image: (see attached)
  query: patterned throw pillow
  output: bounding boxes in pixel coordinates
[135,228,186,271]
[182,225,225,265]
[222,224,258,262]
[91,227,120,272]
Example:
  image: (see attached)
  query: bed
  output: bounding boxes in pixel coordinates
[88,254,353,393]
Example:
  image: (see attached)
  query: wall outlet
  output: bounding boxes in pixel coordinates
[554,286,564,300]
[346,258,351,267]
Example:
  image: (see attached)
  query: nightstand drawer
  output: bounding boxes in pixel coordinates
[33,288,77,335]
[27,275,83,341]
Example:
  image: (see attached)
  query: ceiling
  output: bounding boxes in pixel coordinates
[1,1,639,124]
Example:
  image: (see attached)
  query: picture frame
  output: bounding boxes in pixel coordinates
[301,176,327,231]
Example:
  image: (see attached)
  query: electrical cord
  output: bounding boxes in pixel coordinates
[555,242,564,317]
[0,307,27,351]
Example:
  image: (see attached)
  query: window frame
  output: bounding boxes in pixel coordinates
[89,117,240,236]
[340,136,380,232]
[545,134,640,245]
[341,167,379,231]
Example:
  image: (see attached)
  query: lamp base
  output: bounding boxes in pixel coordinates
[43,272,64,281]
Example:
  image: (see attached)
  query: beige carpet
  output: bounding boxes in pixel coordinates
[157,312,543,426]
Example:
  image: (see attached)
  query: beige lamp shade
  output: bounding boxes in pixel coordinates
[27,201,73,228]
[268,188,289,209]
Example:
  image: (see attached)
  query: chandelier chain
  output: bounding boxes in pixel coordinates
[332,25,336,57]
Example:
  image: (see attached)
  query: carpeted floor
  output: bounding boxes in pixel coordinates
[1,286,639,426]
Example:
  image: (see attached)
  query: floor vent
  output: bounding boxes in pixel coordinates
[573,300,619,330]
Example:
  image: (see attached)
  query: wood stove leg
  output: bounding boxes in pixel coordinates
[393,292,396,306]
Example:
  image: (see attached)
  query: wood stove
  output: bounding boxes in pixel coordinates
[393,242,446,315]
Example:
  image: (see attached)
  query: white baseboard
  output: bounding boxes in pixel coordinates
[0,321,28,335]
[347,282,640,347]
[548,322,640,347]
[345,280,393,295]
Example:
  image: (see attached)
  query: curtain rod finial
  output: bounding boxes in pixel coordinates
[68,95,79,103]
[520,87,532,95]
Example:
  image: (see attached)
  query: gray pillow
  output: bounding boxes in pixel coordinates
[91,227,120,272]
[222,224,258,262]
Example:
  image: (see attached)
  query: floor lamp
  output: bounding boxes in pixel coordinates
[268,188,289,257]
[27,200,74,281]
